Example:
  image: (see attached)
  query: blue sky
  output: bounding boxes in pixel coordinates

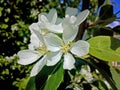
[106,0,120,28]
[111,0,120,17]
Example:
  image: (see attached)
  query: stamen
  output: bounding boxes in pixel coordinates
[37,45,48,55]
[61,42,72,53]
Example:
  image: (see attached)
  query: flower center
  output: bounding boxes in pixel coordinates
[37,45,48,55]
[61,42,72,54]
[41,28,49,36]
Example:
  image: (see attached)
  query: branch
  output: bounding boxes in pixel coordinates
[76,0,90,40]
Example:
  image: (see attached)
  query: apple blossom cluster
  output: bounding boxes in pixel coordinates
[17,7,90,76]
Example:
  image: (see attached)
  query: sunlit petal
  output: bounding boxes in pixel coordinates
[37,9,63,34]
[29,22,44,44]
[63,23,78,42]
[28,32,41,50]
[70,40,89,57]
[17,50,41,65]
[70,16,77,24]
[47,24,63,33]
[75,9,89,25]
[30,56,47,76]
[47,8,57,24]
[40,14,49,23]
[44,33,63,51]
[46,51,62,66]
[56,18,63,24]
[38,12,47,21]
[46,44,61,52]
[65,7,78,17]
[62,16,70,27]
[29,23,40,32]
[32,28,44,43]
[63,53,75,70]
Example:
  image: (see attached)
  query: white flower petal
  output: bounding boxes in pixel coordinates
[56,18,63,24]
[38,12,47,21]
[29,23,40,32]
[28,32,41,50]
[17,50,40,65]
[63,23,78,42]
[37,9,63,34]
[47,24,63,33]
[70,40,89,57]
[38,17,47,29]
[63,53,75,70]
[46,51,62,66]
[62,16,70,27]
[46,44,61,52]
[47,8,57,24]
[29,23,44,44]
[44,33,63,51]
[80,65,93,83]
[65,7,78,16]
[75,9,89,25]
[30,56,47,76]
[32,30,44,43]
[40,15,49,23]
[70,16,77,24]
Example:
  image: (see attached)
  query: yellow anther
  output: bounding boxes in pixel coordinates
[61,42,71,54]
[37,45,47,55]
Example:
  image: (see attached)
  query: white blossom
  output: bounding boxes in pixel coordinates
[17,8,90,76]
[17,31,61,76]
[80,65,93,83]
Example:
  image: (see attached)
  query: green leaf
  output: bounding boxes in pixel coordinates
[44,64,64,90]
[25,77,36,90]
[99,5,113,20]
[110,66,120,90]
[93,80,109,90]
[17,77,30,90]
[35,61,63,90]
[93,27,113,36]
[88,36,120,61]
[113,25,120,34]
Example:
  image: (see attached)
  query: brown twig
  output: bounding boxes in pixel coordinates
[76,0,90,40]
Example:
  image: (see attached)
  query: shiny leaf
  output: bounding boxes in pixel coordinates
[88,36,120,61]
[44,64,64,90]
